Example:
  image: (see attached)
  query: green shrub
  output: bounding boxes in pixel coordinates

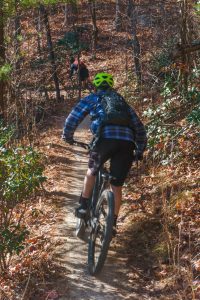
[187,106,200,125]
[0,124,46,272]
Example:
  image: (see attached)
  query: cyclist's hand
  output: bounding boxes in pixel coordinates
[62,135,74,145]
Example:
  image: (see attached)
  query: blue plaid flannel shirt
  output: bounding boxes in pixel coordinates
[63,90,147,153]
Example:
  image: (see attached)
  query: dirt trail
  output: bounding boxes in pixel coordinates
[43,116,161,300]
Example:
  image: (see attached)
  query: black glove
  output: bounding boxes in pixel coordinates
[62,135,74,145]
[134,151,143,161]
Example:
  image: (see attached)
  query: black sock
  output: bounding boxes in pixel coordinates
[79,195,89,208]
[114,215,118,227]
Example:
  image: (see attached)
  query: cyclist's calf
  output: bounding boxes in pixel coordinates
[82,168,96,199]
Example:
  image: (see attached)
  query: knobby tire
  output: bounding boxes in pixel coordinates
[88,190,114,276]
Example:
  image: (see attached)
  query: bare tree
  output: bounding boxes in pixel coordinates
[115,0,122,31]
[63,1,77,27]
[40,4,61,101]
[127,0,142,87]
[0,1,5,118]
[63,3,68,27]
[14,0,21,71]
[34,8,49,102]
[179,0,190,94]
[89,0,98,59]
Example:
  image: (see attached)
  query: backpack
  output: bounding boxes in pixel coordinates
[97,90,133,128]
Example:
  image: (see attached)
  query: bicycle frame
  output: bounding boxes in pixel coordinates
[72,140,113,214]
[72,140,115,275]
[91,166,113,210]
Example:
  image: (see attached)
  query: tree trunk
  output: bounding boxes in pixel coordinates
[115,0,122,32]
[128,0,142,87]
[63,4,68,27]
[71,0,78,26]
[34,8,49,102]
[0,1,5,118]
[14,0,21,71]
[89,0,98,59]
[77,53,82,99]
[179,0,190,95]
[39,4,61,102]
[170,41,200,60]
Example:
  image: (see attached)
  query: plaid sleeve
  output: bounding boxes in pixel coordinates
[63,96,91,138]
[129,107,147,153]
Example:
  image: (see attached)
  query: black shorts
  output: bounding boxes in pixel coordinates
[79,68,89,81]
[88,138,135,186]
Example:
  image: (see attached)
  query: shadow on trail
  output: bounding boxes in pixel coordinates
[48,154,71,165]
[118,216,163,272]
[46,190,72,199]
[105,213,177,299]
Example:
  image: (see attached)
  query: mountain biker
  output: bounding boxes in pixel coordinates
[62,72,147,235]
[69,57,89,89]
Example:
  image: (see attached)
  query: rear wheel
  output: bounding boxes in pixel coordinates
[88,190,114,276]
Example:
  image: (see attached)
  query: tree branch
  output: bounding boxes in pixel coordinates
[170,40,200,60]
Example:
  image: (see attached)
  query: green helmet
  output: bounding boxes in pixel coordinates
[93,72,114,88]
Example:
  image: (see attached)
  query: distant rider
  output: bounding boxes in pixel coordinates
[69,57,89,89]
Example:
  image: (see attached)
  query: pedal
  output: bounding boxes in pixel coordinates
[75,209,85,219]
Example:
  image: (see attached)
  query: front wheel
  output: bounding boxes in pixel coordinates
[88,190,115,276]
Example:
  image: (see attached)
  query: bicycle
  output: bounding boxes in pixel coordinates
[72,140,115,276]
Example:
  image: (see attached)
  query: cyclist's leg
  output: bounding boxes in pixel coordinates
[81,150,102,199]
[76,174,94,216]
[110,185,122,236]
[82,168,96,198]
[76,143,111,216]
[110,185,122,216]
[110,140,134,230]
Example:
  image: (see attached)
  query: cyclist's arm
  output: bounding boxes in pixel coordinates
[129,108,147,154]
[63,96,91,139]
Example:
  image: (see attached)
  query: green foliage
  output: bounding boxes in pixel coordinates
[186,87,200,102]
[58,31,89,54]
[58,31,79,51]
[0,147,46,202]
[16,34,23,42]
[0,63,12,81]
[0,121,14,147]
[151,39,176,73]
[194,1,200,15]
[145,61,200,165]
[153,52,172,73]
[20,0,78,9]
[0,124,46,271]
[187,106,200,125]
[144,97,178,148]
[20,0,59,8]
[191,66,200,79]
[161,75,177,97]
[160,76,200,102]
[1,0,15,18]
[0,225,29,256]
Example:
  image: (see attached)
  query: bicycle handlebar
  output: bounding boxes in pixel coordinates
[64,139,142,161]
